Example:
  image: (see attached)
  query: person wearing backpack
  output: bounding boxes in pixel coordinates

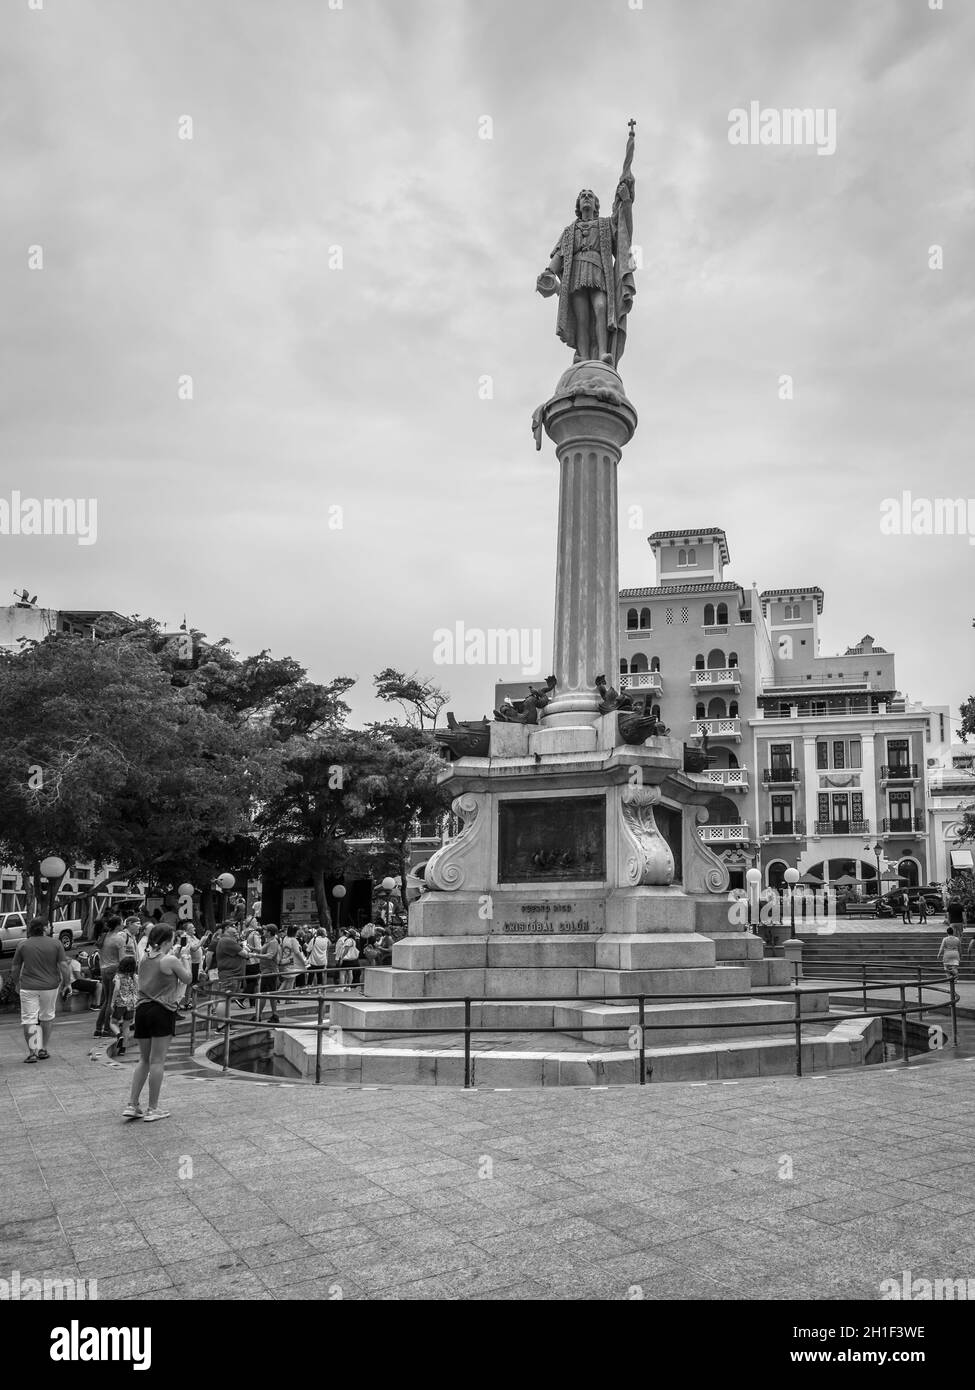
[243,920,263,1005]
[256,926,281,1023]
[278,926,307,996]
[335,929,359,989]
[306,929,329,987]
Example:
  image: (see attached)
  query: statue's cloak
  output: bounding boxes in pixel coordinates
[552,202,635,365]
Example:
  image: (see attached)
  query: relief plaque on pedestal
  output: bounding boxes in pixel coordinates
[497,796,606,883]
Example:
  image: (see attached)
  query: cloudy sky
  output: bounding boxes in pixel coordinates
[3,0,973,731]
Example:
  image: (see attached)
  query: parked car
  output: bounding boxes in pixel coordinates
[0,911,28,952]
[0,913,84,953]
[882,888,943,915]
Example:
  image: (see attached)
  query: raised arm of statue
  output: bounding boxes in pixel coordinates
[537,244,563,298]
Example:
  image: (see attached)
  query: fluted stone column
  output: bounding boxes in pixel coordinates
[538,362,637,727]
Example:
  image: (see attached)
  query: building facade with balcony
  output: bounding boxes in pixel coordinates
[925,740,975,885]
[753,600,935,893]
[618,528,773,887]
[503,525,951,896]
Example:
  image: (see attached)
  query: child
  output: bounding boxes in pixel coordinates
[108,956,139,1056]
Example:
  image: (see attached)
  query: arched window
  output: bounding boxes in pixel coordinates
[707,648,726,669]
[766,860,788,892]
[707,697,727,718]
[716,602,729,624]
[639,607,651,629]
[695,702,706,720]
[898,858,920,888]
[678,547,687,566]
[619,658,628,675]
[626,608,638,630]
[651,704,661,722]
[728,752,739,768]
[630,652,649,672]
[650,656,660,672]
[703,603,715,625]
[694,653,705,670]
[687,547,696,564]
[706,794,740,826]
[728,651,738,669]
[729,700,739,718]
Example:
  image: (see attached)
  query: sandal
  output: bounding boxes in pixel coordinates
[37,1049,50,1060]
[24,1053,38,1063]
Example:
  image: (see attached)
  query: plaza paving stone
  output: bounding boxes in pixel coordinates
[2,1007,975,1300]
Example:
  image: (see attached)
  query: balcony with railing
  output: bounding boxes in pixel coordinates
[625,627,653,640]
[814,820,871,836]
[699,823,749,843]
[619,671,663,693]
[880,764,919,783]
[695,767,749,792]
[881,815,925,835]
[690,668,741,691]
[691,717,741,742]
[763,819,805,838]
[760,696,907,719]
[762,767,799,784]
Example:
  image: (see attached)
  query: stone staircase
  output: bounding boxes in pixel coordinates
[797,928,975,982]
[329,922,832,1061]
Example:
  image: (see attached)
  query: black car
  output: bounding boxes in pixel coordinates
[881,888,943,915]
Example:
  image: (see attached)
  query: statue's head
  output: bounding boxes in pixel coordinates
[575,188,600,218]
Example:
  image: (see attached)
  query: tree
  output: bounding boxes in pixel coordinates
[0,632,280,920]
[358,723,452,909]
[257,730,381,931]
[373,668,448,731]
[960,696,975,743]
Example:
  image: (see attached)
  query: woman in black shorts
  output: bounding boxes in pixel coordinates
[123,925,192,1123]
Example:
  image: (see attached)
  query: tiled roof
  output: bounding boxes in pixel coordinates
[620,581,742,600]
[759,587,825,614]
[646,528,730,564]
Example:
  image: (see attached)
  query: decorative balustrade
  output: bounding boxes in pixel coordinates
[692,718,742,741]
[690,668,741,689]
[620,671,662,692]
[698,823,749,843]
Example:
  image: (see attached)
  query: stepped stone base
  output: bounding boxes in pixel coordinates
[273,1012,880,1086]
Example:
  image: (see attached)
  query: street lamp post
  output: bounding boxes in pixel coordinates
[745,867,762,936]
[381,876,397,929]
[215,873,235,925]
[864,841,884,896]
[332,884,347,934]
[39,856,67,932]
[784,867,800,939]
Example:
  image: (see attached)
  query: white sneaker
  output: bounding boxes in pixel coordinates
[142,1108,170,1122]
[122,1104,143,1120]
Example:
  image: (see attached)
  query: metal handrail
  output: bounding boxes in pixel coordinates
[185,966,958,1087]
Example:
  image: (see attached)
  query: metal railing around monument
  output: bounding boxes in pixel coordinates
[186,965,959,1089]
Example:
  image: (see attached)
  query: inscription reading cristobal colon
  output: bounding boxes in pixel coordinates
[502,902,593,933]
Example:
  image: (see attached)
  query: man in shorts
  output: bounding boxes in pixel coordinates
[11,919,72,1062]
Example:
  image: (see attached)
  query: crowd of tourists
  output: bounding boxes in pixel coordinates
[7,905,404,1123]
